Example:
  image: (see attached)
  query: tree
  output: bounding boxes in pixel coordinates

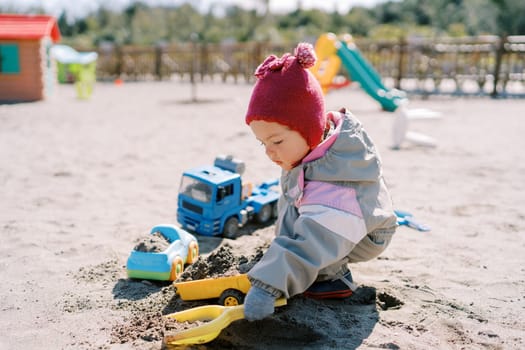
[490,0,525,35]
[3,0,523,46]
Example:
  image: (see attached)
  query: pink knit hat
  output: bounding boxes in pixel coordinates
[245,43,326,149]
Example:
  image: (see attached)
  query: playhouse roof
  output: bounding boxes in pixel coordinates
[0,14,61,42]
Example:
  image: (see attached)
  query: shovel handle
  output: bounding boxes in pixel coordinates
[164,298,287,345]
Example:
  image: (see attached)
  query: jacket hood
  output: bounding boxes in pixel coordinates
[302,109,381,183]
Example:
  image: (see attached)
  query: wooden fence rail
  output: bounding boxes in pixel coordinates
[91,35,525,97]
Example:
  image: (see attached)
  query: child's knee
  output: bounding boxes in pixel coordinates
[348,228,395,262]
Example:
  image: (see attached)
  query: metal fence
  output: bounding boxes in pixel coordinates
[92,35,525,97]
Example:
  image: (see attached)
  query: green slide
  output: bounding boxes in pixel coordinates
[337,42,406,112]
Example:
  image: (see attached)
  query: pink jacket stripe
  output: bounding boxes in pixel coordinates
[298,181,363,219]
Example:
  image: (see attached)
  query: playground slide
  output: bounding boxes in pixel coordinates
[336,41,406,112]
[313,34,440,148]
[310,53,342,94]
[310,33,344,94]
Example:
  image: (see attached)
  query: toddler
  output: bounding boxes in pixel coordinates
[243,43,397,321]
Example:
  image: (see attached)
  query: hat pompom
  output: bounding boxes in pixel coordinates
[294,42,316,69]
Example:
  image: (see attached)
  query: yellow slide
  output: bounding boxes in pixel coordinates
[310,33,350,94]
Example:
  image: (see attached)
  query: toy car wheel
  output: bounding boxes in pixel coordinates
[218,289,245,306]
[186,241,199,264]
[223,217,239,239]
[170,256,184,281]
[255,204,272,224]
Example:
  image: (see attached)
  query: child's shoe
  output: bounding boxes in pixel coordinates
[303,271,357,299]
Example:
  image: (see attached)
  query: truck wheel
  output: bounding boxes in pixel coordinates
[255,204,272,224]
[223,217,239,239]
[218,289,245,306]
[271,202,278,218]
[186,241,199,264]
[170,257,184,281]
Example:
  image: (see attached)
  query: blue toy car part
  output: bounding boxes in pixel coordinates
[126,224,199,281]
[395,210,431,232]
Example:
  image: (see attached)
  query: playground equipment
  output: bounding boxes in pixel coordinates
[392,101,441,149]
[312,33,405,111]
[51,44,97,99]
[311,33,441,149]
[310,36,349,93]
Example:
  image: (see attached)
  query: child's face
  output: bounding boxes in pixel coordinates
[249,120,310,171]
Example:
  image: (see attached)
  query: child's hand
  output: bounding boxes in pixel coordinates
[244,286,276,321]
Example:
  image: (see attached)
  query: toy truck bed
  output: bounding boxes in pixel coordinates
[246,181,280,210]
[126,225,199,281]
[174,274,251,306]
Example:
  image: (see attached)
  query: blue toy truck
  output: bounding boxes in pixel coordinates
[177,155,280,238]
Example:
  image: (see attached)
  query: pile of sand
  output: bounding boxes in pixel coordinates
[179,244,267,281]
[111,244,266,345]
[133,232,171,253]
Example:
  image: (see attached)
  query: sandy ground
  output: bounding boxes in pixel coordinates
[1,79,524,350]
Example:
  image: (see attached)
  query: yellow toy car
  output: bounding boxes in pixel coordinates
[174,274,251,306]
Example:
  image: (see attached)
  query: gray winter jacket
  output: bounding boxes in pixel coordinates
[248,109,397,298]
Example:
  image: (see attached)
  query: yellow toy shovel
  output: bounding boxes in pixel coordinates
[163,298,287,345]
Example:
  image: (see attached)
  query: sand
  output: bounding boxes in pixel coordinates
[1,79,524,350]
